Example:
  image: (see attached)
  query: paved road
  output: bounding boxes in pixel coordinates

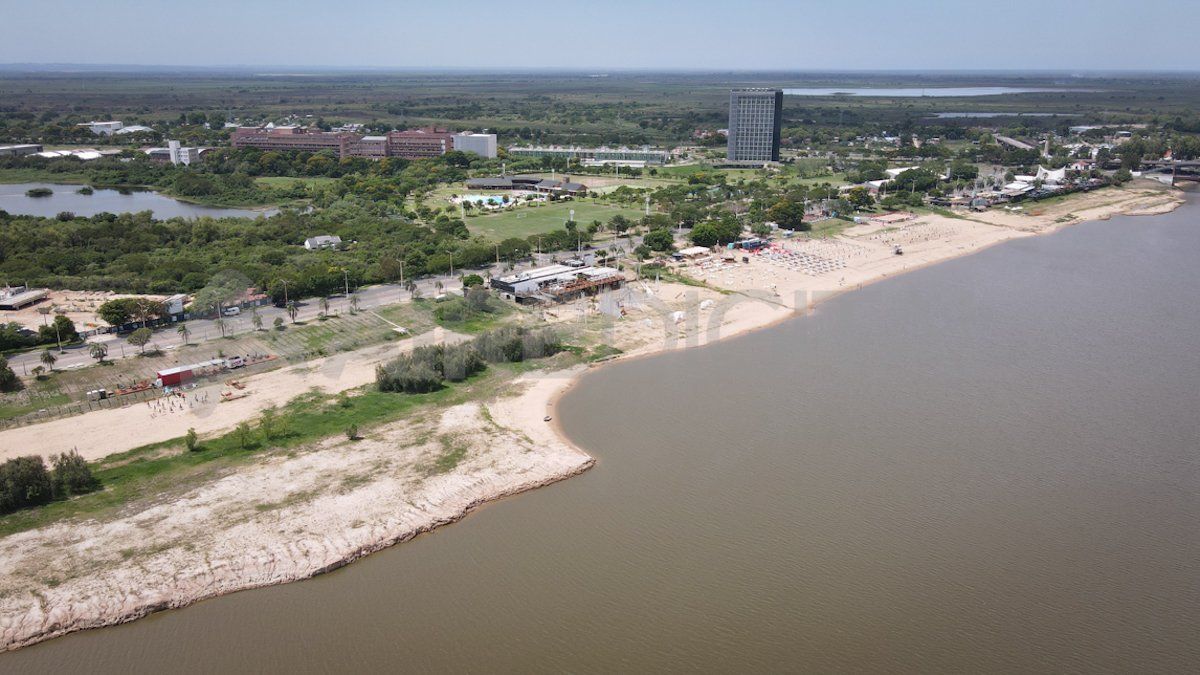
[6,244,641,375]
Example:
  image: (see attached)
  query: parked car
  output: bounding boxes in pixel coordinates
[222,306,241,316]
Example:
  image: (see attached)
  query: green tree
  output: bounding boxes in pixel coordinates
[39,315,78,346]
[50,450,99,498]
[185,427,199,452]
[0,357,21,393]
[40,349,57,372]
[0,456,53,514]
[643,228,675,252]
[274,316,285,331]
[127,327,153,354]
[252,310,263,331]
[177,323,191,345]
[608,214,632,234]
[97,297,164,328]
[259,406,282,441]
[234,422,254,449]
[844,187,874,210]
[89,343,108,364]
[766,199,807,231]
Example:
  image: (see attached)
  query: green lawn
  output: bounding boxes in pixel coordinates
[465,200,647,240]
[253,176,340,189]
[655,164,767,181]
[784,172,847,187]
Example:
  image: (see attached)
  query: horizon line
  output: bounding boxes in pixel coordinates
[2,63,1200,76]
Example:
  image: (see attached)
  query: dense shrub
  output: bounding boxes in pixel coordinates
[0,456,54,513]
[434,288,503,324]
[0,451,101,515]
[376,345,452,393]
[50,450,100,498]
[376,326,560,393]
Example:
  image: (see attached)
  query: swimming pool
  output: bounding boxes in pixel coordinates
[457,194,510,205]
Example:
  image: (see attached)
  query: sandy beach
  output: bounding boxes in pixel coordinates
[0,327,470,463]
[0,182,1184,652]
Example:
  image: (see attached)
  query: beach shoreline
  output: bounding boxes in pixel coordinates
[0,183,1184,654]
[540,182,1188,451]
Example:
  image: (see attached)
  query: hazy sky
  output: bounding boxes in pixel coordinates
[2,0,1197,71]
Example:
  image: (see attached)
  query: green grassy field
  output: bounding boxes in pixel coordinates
[655,164,769,181]
[465,200,648,240]
[253,176,340,189]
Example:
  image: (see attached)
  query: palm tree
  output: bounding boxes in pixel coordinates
[214,317,227,338]
[40,348,56,372]
[252,310,263,331]
[319,297,330,316]
[177,323,190,345]
[37,306,52,326]
[287,301,298,323]
[89,343,108,364]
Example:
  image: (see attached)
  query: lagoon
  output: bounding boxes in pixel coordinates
[0,182,275,219]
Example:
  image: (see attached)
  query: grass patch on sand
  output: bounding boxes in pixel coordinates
[0,383,473,537]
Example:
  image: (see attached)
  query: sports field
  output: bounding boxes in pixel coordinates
[465,200,648,240]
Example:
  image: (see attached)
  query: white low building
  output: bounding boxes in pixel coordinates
[884,166,920,178]
[490,263,624,302]
[83,121,124,135]
[114,124,154,136]
[304,235,343,250]
[34,149,104,160]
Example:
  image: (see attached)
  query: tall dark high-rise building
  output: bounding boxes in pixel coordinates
[726,88,783,163]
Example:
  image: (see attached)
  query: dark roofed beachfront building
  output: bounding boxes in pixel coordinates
[464,176,588,195]
[727,88,783,163]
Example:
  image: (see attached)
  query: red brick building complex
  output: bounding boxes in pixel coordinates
[230,126,357,158]
[386,129,455,159]
[230,125,457,161]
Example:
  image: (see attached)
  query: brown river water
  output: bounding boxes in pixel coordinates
[6,199,1200,673]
